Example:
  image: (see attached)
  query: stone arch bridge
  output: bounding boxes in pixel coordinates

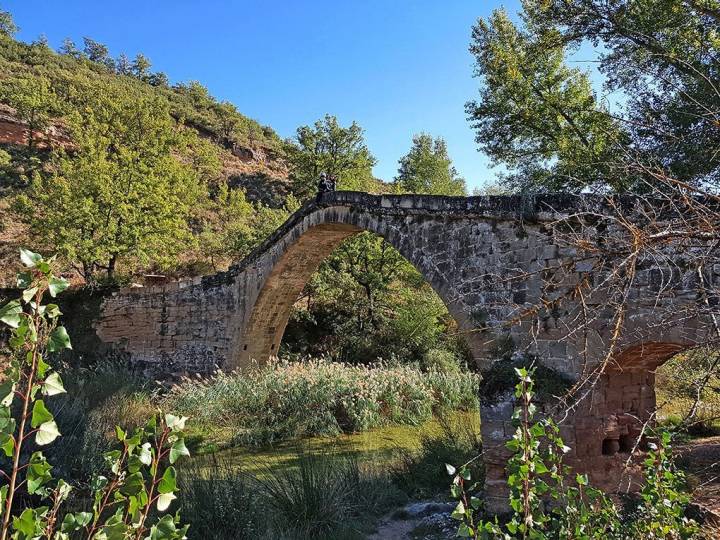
[94,191,716,510]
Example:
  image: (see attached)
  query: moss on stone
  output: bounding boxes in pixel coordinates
[479,356,573,406]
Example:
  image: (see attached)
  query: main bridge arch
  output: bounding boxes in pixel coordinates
[234,197,484,369]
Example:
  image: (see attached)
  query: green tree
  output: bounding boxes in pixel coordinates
[468,2,720,192]
[59,37,81,59]
[15,86,202,281]
[214,101,241,141]
[132,53,152,81]
[466,8,627,192]
[116,52,131,75]
[395,133,466,195]
[82,37,114,69]
[522,0,720,188]
[286,114,377,199]
[0,75,60,153]
[0,8,17,37]
[148,71,170,88]
[33,33,49,50]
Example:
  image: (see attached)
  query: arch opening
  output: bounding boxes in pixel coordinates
[281,229,473,366]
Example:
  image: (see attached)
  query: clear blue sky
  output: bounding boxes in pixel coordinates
[6,1,532,190]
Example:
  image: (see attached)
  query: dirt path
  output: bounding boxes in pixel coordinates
[676,435,720,532]
[366,501,455,540]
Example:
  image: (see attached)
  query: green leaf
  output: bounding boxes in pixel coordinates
[169,438,190,464]
[120,472,145,496]
[35,420,60,445]
[96,512,130,540]
[61,511,92,533]
[43,372,66,396]
[0,381,15,407]
[158,466,177,494]
[20,248,42,268]
[12,508,40,537]
[48,276,69,298]
[45,304,62,318]
[22,286,38,304]
[47,326,72,352]
[36,355,49,378]
[156,492,177,512]
[16,271,32,289]
[56,479,73,501]
[164,414,187,431]
[149,514,186,540]
[27,452,52,494]
[0,433,14,457]
[0,407,14,432]
[451,500,466,520]
[31,400,53,428]
[514,367,528,378]
[0,300,22,328]
[457,523,474,537]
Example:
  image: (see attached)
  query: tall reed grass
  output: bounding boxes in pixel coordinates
[164,359,480,447]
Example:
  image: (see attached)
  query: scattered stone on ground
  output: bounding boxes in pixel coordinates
[368,501,456,540]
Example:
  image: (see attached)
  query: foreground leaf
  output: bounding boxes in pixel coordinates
[35,420,60,445]
[47,326,72,352]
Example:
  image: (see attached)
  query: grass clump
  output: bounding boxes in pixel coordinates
[179,458,263,540]
[164,359,480,448]
[179,454,406,540]
[394,413,483,499]
[261,454,405,539]
[48,360,155,478]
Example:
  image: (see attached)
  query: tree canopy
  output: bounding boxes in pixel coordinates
[467,1,719,192]
[15,86,203,280]
[394,134,466,196]
[0,8,17,37]
[286,115,378,200]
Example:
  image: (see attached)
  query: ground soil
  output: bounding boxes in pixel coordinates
[677,435,720,535]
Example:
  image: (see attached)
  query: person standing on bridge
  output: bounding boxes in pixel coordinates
[316,172,337,202]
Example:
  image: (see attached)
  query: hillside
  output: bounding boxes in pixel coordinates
[0,34,292,199]
[0,33,293,285]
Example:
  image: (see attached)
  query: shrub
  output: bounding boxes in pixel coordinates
[422,348,461,373]
[0,249,190,539]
